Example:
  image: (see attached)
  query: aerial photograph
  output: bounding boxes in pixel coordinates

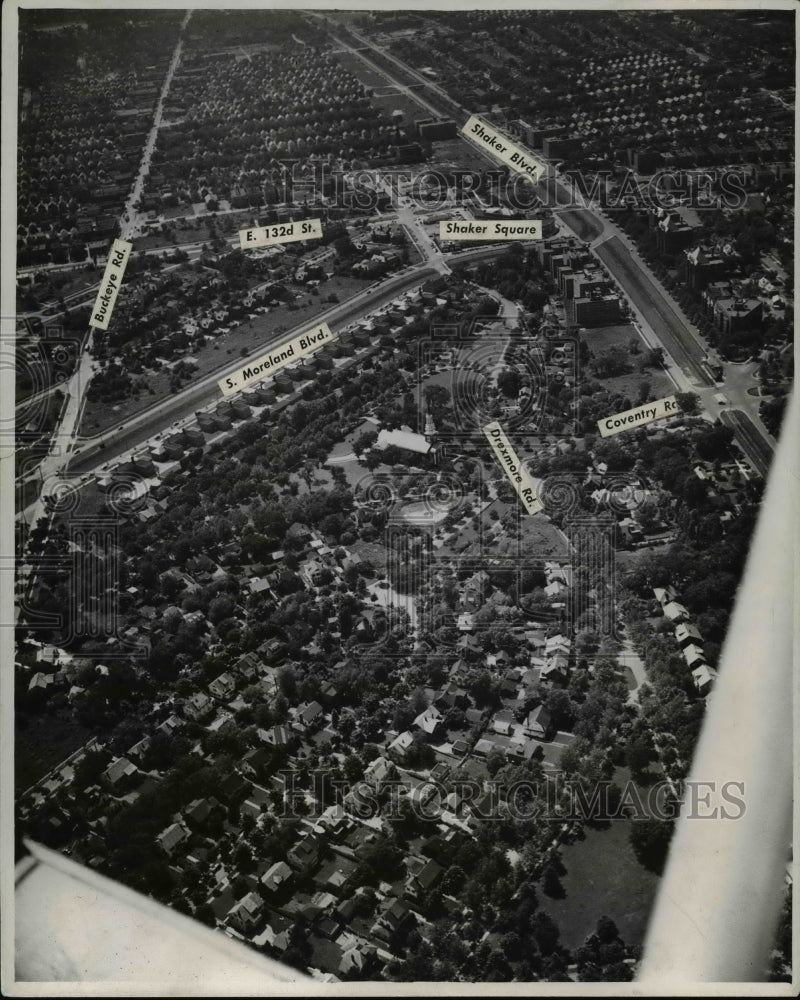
[6,2,795,992]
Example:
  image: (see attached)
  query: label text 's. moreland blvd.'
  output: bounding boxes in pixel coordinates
[598,395,681,437]
[483,421,543,515]
[219,322,336,397]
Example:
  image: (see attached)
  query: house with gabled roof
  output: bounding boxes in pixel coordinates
[692,664,717,696]
[364,755,394,787]
[295,700,324,730]
[184,691,214,722]
[227,891,264,933]
[339,941,380,977]
[523,704,552,739]
[261,860,293,894]
[405,857,443,899]
[541,653,569,681]
[102,757,139,791]
[387,730,414,762]
[413,704,444,736]
[653,585,678,606]
[376,897,413,936]
[662,600,690,623]
[232,651,260,679]
[127,736,151,762]
[491,709,516,737]
[28,672,54,692]
[682,644,706,669]
[184,796,222,830]
[241,747,272,779]
[545,633,571,657]
[675,622,703,648]
[257,724,291,747]
[288,833,322,873]
[157,714,184,737]
[157,821,189,856]
[209,672,236,701]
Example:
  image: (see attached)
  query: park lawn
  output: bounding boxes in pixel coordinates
[539,767,663,952]
[78,273,374,436]
[16,710,96,790]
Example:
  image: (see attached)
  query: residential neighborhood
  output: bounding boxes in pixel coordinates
[13,4,793,989]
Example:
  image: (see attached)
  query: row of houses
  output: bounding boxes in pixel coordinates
[653,585,717,695]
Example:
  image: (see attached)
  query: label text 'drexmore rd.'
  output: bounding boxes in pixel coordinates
[483,421,543,515]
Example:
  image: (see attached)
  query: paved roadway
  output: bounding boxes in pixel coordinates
[335,32,778,477]
[63,240,532,477]
[593,235,713,387]
[66,264,436,475]
[719,409,775,478]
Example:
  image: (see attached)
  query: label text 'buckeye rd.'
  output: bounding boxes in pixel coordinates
[483,421,543,515]
[239,218,323,250]
[440,219,542,241]
[89,239,132,330]
[219,322,336,397]
[598,395,681,437]
[462,115,547,185]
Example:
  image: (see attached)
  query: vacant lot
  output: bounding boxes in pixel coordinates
[582,322,675,401]
[133,211,254,252]
[594,236,711,386]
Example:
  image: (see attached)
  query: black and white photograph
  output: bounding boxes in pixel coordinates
[2,1,796,993]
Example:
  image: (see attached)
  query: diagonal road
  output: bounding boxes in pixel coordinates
[593,235,712,387]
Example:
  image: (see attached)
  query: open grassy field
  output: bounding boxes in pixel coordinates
[16,711,96,791]
[582,322,676,400]
[539,767,664,951]
[558,208,605,242]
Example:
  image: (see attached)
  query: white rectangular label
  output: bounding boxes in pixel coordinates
[483,421,543,515]
[598,395,681,437]
[462,115,546,184]
[89,239,132,330]
[439,219,542,242]
[239,218,323,250]
[219,322,336,397]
